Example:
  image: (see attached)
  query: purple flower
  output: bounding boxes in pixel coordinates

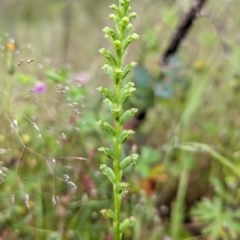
[69,71,91,86]
[34,82,47,94]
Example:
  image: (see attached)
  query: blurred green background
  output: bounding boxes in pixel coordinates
[1,0,240,239]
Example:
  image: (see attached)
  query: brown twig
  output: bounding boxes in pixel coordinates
[161,0,208,65]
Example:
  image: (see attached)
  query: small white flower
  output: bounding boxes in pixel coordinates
[52,195,56,205]
[25,194,30,209]
[68,181,77,189]
[64,174,70,182]
[61,131,67,140]
[25,194,29,201]
[32,123,40,131]
[11,194,15,203]
[0,149,6,154]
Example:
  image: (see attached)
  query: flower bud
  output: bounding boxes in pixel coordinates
[118,130,135,144]
[121,82,135,92]
[103,99,113,111]
[117,182,129,192]
[120,216,136,233]
[101,64,114,78]
[119,86,136,104]
[100,209,117,221]
[114,68,123,84]
[100,164,116,183]
[126,23,134,32]
[97,86,115,103]
[109,4,118,11]
[98,147,115,160]
[122,62,137,80]
[109,14,116,20]
[128,12,138,19]
[122,33,139,52]
[114,68,122,76]
[99,48,117,66]
[120,154,139,170]
[120,108,138,125]
[97,120,116,136]
[130,33,140,41]
[121,17,129,26]
[113,40,121,50]
[103,27,118,43]
[112,107,123,119]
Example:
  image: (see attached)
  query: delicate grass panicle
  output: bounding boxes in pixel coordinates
[1,38,87,211]
[97,0,139,239]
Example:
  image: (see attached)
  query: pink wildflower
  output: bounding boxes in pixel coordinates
[69,71,91,86]
[34,82,47,94]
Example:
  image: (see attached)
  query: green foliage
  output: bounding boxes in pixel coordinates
[131,65,154,111]
[134,147,161,178]
[192,197,240,239]
[190,176,240,239]
[45,68,68,83]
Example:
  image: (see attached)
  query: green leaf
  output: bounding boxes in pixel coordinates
[45,69,67,83]
[133,65,152,87]
[191,196,240,239]
[17,73,36,84]
[134,147,161,178]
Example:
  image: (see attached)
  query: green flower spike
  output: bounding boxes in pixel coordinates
[97,1,139,239]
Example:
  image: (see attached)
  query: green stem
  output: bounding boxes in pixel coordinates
[171,161,189,240]
[180,142,240,179]
[113,83,123,240]
[4,75,13,114]
[112,24,125,236]
[113,184,121,240]
[197,143,240,179]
